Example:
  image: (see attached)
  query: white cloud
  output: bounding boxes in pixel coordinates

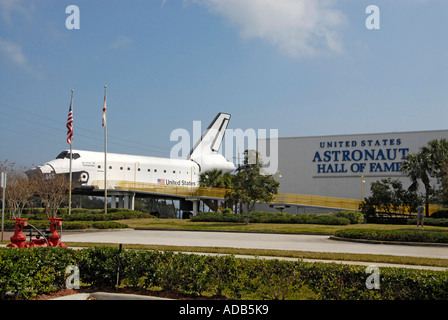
[109,35,132,50]
[0,38,27,67]
[0,0,33,25]
[189,0,348,58]
[0,37,42,77]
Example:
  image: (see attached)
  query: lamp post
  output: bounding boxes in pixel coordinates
[276,170,282,203]
[361,175,366,200]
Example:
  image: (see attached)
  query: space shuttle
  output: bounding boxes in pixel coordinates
[29,113,236,192]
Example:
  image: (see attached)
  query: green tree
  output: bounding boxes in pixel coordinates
[359,178,423,216]
[199,169,233,211]
[225,150,279,224]
[402,152,432,216]
[424,139,448,206]
[402,138,448,215]
[199,169,233,189]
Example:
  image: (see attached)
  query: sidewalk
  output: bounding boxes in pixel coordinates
[185,251,448,271]
[51,292,173,300]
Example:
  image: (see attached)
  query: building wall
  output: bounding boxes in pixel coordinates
[258,130,448,200]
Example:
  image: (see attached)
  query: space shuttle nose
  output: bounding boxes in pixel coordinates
[25,167,43,179]
[38,165,55,175]
[25,165,56,180]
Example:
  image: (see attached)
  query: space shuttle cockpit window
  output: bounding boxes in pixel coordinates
[55,151,80,160]
[56,151,68,159]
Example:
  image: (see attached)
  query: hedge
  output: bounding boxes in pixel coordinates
[2,220,128,231]
[335,228,448,244]
[0,247,81,299]
[19,209,154,221]
[2,208,155,230]
[407,218,448,228]
[191,211,351,225]
[329,211,364,224]
[2,247,447,300]
[431,210,448,219]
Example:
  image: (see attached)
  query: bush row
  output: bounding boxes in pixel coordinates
[191,211,355,225]
[1,247,447,300]
[407,218,448,227]
[328,211,364,224]
[20,208,154,221]
[431,210,448,219]
[2,220,128,231]
[0,247,80,299]
[335,228,448,244]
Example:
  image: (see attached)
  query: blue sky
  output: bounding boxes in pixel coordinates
[1,0,448,168]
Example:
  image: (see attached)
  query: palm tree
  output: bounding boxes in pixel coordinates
[401,139,448,216]
[200,169,225,188]
[402,152,431,216]
[424,138,448,206]
[199,169,233,211]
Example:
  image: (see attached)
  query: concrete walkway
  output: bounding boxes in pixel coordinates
[51,292,173,300]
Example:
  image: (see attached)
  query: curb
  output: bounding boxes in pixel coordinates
[134,227,333,236]
[329,236,448,247]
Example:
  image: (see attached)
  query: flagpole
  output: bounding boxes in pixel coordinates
[103,85,108,214]
[67,90,74,216]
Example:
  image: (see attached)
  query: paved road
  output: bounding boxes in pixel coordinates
[61,229,448,260]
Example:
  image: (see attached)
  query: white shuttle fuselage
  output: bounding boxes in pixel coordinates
[33,113,236,191]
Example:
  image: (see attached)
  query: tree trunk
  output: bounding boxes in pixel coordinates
[425,183,430,217]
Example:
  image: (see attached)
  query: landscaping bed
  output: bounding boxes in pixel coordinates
[1,247,447,300]
[190,210,364,225]
[334,228,448,244]
[3,209,155,230]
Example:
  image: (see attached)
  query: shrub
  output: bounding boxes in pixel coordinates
[220,208,233,215]
[335,228,448,244]
[20,209,155,221]
[329,211,364,224]
[430,210,448,219]
[0,247,79,299]
[61,210,154,221]
[407,218,448,227]
[2,220,128,231]
[296,214,350,225]
[191,211,350,225]
[190,212,242,222]
[1,247,448,300]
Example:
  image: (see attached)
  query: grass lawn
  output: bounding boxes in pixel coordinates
[117,218,448,235]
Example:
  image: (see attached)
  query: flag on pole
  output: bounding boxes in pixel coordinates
[66,91,74,145]
[102,88,107,127]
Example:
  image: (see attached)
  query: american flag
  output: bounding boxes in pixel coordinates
[157,179,165,185]
[102,87,107,127]
[66,92,74,145]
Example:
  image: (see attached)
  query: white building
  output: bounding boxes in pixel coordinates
[257,130,448,213]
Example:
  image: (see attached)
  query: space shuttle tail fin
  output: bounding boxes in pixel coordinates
[188,113,235,173]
